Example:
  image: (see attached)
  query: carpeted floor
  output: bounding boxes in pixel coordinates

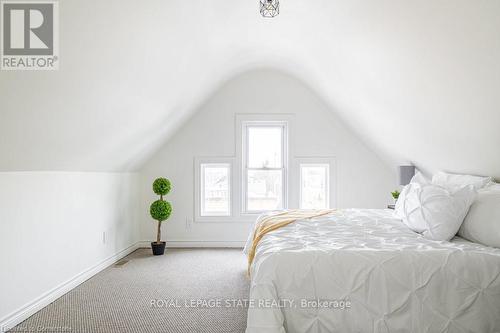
[10,248,250,333]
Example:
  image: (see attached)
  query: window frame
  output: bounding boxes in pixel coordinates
[194,157,235,222]
[241,120,289,215]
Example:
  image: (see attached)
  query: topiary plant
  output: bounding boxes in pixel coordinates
[149,178,172,255]
[150,200,172,226]
[153,177,171,198]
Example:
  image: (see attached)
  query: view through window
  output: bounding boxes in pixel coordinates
[200,163,230,216]
[244,124,286,212]
[300,164,329,209]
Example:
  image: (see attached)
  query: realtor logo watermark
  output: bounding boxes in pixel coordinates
[1,0,58,70]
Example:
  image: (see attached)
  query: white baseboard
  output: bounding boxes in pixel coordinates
[0,242,141,332]
[137,240,245,248]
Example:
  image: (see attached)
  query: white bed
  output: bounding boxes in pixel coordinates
[244,209,500,333]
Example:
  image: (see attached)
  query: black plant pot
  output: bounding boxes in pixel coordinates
[151,242,166,255]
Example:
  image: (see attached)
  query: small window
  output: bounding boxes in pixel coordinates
[200,163,231,216]
[300,164,329,209]
[243,122,287,213]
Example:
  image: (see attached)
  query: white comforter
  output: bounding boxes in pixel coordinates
[244,209,500,333]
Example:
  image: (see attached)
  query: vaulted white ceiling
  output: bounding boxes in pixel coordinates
[1,0,499,178]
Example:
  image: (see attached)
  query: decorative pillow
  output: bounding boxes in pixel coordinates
[410,171,430,186]
[395,183,476,241]
[458,189,500,248]
[432,171,492,191]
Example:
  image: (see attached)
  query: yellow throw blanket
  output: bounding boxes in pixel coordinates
[247,209,335,275]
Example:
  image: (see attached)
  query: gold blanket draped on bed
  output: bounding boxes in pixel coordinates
[247,209,335,275]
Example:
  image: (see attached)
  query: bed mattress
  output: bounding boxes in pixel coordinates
[244,209,500,333]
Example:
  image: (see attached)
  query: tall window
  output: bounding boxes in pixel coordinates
[242,122,287,213]
[300,164,329,209]
[200,163,230,216]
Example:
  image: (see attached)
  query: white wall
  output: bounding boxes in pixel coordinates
[1,0,499,179]
[0,172,140,329]
[140,70,395,245]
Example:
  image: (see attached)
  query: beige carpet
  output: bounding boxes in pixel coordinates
[10,248,250,333]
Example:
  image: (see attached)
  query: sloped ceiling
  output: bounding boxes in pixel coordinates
[1,0,499,178]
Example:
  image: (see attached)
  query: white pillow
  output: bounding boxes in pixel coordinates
[432,171,492,191]
[395,182,476,241]
[410,171,430,186]
[458,190,500,248]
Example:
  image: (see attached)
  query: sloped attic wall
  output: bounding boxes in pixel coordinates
[139,69,395,244]
[0,0,499,177]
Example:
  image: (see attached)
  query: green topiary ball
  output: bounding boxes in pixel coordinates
[150,200,172,222]
[153,178,171,196]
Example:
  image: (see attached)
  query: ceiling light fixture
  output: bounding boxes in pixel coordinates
[260,0,279,18]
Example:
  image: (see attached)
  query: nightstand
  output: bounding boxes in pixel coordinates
[387,204,395,210]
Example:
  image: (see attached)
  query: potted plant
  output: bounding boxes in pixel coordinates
[391,190,400,203]
[149,177,172,255]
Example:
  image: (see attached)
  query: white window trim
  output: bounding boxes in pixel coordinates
[194,157,235,223]
[292,157,337,209]
[235,114,294,220]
